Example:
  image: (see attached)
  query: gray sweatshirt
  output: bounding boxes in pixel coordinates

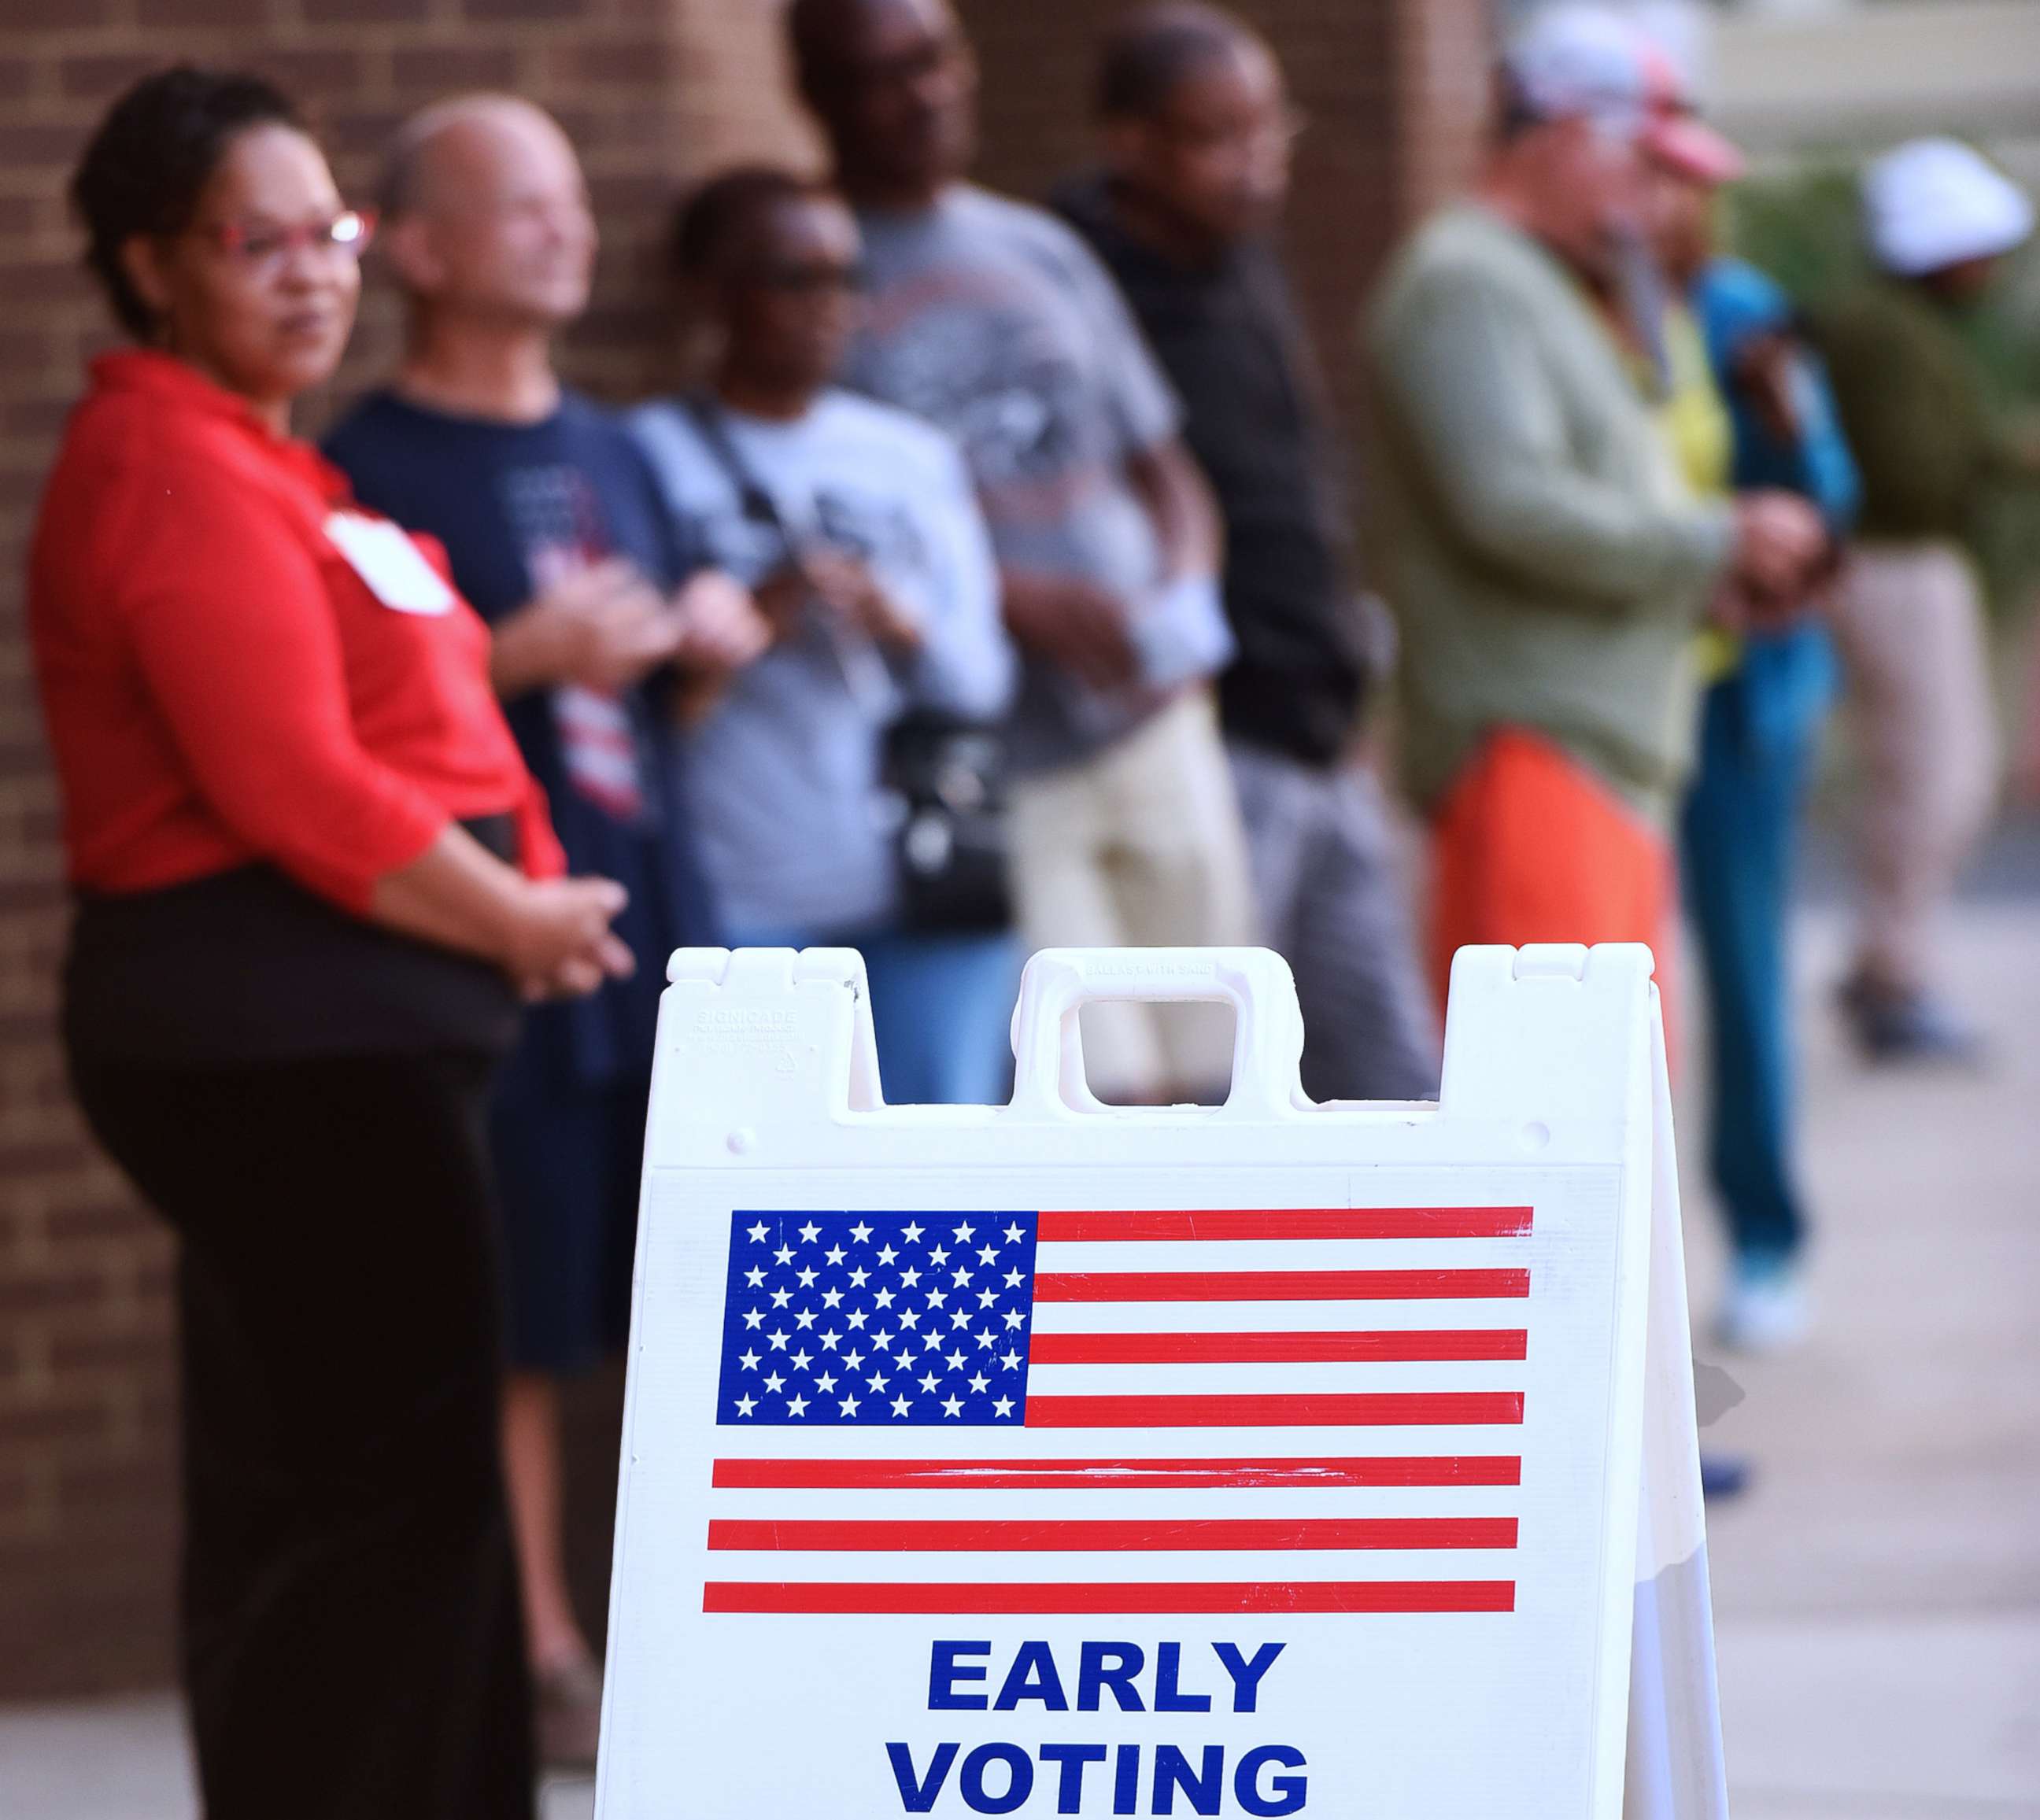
[630,389,1014,933]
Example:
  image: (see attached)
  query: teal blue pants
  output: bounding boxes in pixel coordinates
[1680,628,1835,1265]
[729,921,1022,1106]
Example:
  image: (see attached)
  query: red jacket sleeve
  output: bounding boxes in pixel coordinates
[111,458,451,912]
[515,774,567,880]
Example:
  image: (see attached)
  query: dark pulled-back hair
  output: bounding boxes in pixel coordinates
[671,165,833,282]
[70,65,301,338]
[1096,1,1251,120]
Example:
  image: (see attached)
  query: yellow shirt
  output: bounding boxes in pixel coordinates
[1657,303,1739,680]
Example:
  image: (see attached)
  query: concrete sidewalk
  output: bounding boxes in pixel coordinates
[1690,903,2040,1819]
[2,903,2035,1818]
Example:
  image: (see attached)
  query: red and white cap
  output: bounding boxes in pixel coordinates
[1500,4,1654,138]
[1639,42,1745,185]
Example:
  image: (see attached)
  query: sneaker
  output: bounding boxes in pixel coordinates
[534,1654,604,1770]
[1713,1256,1811,1356]
[1837,974,1988,1067]
[1698,1453,1753,1501]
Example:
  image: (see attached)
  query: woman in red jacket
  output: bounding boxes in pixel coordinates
[30,69,632,1817]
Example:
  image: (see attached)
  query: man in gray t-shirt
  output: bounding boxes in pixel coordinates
[789,0,1255,1102]
[846,186,1181,772]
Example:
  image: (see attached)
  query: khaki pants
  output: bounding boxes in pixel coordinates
[1007,689,1255,1100]
[1228,741,1439,1103]
[1835,541,2000,992]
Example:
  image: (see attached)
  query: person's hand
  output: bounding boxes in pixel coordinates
[491,559,684,698]
[1731,492,1828,603]
[502,876,635,1001]
[751,562,816,638]
[1706,578,1754,637]
[671,569,773,676]
[1002,573,1139,690]
[1711,564,1832,637]
[801,548,923,650]
[1731,332,1805,447]
[560,567,686,694]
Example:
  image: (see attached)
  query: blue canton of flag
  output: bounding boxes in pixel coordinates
[715,1213,1038,1424]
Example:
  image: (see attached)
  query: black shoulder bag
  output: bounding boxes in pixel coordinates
[682,395,1013,935]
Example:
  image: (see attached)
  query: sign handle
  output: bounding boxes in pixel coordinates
[1007,946,1307,1120]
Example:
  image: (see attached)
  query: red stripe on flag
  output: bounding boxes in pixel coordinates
[703,1580,1517,1615]
[709,1456,1523,1490]
[1035,1268,1531,1303]
[1029,1329,1528,1364]
[1024,1391,1524,1428]
[707,1517,1517,1552]
[1037,1208,1533,1242]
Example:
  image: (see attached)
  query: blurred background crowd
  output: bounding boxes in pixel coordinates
[0,0,2036,1815]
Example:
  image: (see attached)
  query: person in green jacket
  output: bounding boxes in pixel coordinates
[1815,138,2038,1061]
[1365,2,1825,1015]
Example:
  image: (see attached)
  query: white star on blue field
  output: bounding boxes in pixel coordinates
[715,1213,1040,1425]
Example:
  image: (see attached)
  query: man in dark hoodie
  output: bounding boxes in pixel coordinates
[1059,1,1437,1101]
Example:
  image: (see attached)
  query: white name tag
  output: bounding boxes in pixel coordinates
[324,511,458,616]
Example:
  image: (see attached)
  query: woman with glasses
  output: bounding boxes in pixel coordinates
[28,68,634,1816]
[630,168,1016,1104]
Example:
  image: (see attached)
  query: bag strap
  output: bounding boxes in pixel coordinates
[682,392,797,570]
[682,393,900,712]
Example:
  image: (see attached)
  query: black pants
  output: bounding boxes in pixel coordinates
[71,1049,535,1819]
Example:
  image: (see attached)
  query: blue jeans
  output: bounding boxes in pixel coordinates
[1680,631,1833,1264]
[727,921,1022,1106]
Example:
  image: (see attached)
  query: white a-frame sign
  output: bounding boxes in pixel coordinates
[595,943,1728,1819]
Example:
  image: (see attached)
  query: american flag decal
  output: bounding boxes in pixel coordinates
[708,1207,1532,1615]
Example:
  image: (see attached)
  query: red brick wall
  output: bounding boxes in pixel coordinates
[0,0,1481,1698]
[1395,0,1495,230]
[953,0,1493,426]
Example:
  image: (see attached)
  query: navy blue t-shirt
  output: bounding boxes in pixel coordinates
[325,389,719,1094]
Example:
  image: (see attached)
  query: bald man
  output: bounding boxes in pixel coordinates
[324,95,767,1767]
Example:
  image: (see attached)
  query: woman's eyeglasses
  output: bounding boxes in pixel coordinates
[188,209,378,272]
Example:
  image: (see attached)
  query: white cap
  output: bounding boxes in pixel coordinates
[1864,137,2034,277]
[1501,3,1651,138]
